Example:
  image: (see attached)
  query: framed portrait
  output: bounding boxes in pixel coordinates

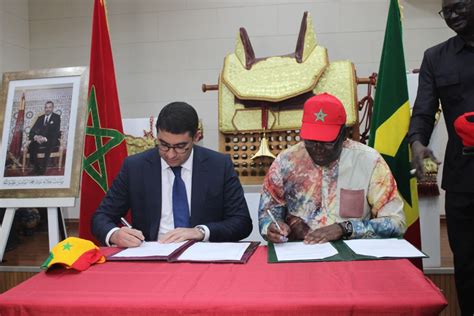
[0,67,88,198]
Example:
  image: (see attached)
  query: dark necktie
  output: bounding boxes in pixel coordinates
[171,166,190,228]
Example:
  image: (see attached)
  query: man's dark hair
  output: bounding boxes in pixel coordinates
[45,100,54,107]
[156,102,199,137]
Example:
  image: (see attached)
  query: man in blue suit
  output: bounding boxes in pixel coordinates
[92,102,252,247]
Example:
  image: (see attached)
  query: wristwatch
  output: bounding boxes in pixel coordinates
[337,221,353,239]
[195,225,206,240]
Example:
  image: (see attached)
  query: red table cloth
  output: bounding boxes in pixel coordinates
[0,247,447,315]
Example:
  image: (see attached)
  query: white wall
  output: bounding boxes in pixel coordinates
[26,0,454,153]
[0,0,30,85]
[0,0,452,218]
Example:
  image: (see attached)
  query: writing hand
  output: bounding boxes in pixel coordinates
[110,227,144,247]
[266,222,290,243]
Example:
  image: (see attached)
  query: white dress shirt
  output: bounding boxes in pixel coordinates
[41,114,51,141]
[159,150,192,238]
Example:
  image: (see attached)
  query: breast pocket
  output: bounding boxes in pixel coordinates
[435,73,462,103]
[339,188,365,218]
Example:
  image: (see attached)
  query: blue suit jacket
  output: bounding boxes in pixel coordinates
[91,145,252,244]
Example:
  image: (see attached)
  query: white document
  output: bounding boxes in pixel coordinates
[111,241,187,258]
[177,242,251,261]
[274,242,338,261]
[343,239,426,258]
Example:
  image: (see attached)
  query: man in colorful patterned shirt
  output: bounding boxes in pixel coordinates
[259,93,406,243]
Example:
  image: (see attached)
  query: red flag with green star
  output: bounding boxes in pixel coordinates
[79,0,127,242]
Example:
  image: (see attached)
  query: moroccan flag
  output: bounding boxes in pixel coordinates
[8,93,26,162]
[368,0,422,269]
[79,0,128,242]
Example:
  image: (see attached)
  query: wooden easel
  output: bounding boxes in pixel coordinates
[0,197,74,263]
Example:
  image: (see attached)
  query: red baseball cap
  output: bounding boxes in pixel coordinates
[454,112,474,147]
[300,93,347,142]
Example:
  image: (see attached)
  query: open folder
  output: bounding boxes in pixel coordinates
[107,241,260,264]
[268,239,427,263]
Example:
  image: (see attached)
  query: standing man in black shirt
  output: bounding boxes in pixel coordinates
[408,0,474,314]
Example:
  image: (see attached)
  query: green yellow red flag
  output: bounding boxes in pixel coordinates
[368,0,422,268]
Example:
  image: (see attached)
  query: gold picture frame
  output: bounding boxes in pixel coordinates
[0,67,88,198]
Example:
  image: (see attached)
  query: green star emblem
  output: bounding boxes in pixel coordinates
[83,86,125,193]
[315,109,328,122]
[63,242,73,251]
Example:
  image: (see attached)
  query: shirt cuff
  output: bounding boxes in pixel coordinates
[260,219,272,237]
[105,227,120,246]
[196,225,210,242]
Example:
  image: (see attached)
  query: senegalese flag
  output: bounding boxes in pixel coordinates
[368,0,422,269]
[79,0,128,242]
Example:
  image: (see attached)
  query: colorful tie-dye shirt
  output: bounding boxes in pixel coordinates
[259,139,406,239]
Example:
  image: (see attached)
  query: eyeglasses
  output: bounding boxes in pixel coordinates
[304,138,339,150]
[304,126,346,150]
[157,141,191,154]
[438,1,471,19]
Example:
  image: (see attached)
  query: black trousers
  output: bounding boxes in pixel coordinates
[445,191,474,316]
[28,141,52,174]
